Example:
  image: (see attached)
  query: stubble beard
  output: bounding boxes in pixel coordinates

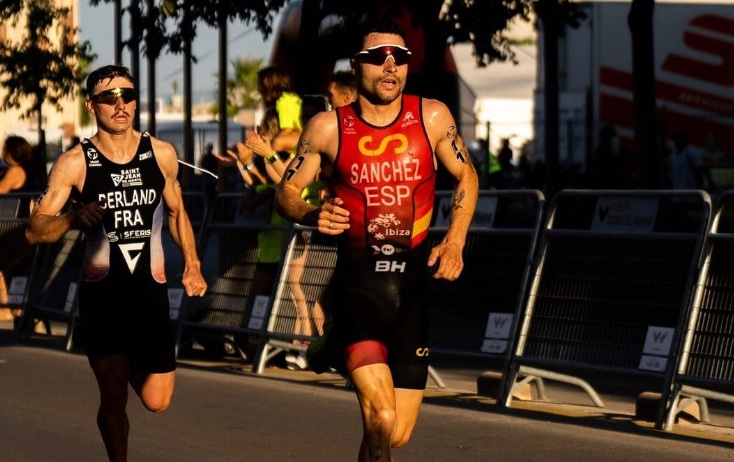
[364,79,404,106]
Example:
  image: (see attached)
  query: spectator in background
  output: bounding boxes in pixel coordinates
[257,65,302,159]
[0,270,10,321]
[228,94,332,370]
[327,70,357,109]
[591,125,634,189]
[300,94,330,123]
[497,138,514,188]
[0,135,35,195]
[245,108,289,183]
[516,140,534,189]
[466,139,487,188]
[216,66,301,188]
[283,93,330,370]
[483,140,503,190]
[225,108,289,289]
[0,135,36,321]
[223,66,302,183]
[668,129,714,191]
[216,109,286,186]
[199,142,219,204]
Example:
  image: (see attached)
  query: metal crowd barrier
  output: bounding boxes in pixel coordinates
[18,228,85,350]
[12,191,207,351]
[175,192,290,360]
[666,190,734,430]
[253,225,338,373]
[426,190,545,364]
[0,192,39,330]
[501,190,711,412]
[0,192,34,220]
[253,190,546,385]
[164,191,208,322]
[254,225,443,385]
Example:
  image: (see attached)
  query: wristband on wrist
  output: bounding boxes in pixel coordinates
[267,153,278,164]
[245,162,255,172]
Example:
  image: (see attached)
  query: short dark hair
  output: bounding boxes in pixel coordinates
[86,65,134,97]
[302,94,329,113]
[354,19,408,53]
[3,136,33,164]
[331,70,357,93]
[257,66,293,108]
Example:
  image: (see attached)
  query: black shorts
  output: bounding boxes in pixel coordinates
[329,248,429,390]
[78,276,176,373]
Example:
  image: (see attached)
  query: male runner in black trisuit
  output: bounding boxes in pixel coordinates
[26,65,207,462]
[275,20,478,462]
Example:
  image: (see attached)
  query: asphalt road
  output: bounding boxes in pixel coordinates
[2,324,734,462]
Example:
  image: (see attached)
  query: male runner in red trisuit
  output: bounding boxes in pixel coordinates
[275,19,478,462]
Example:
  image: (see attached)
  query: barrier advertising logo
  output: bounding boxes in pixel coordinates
[639,325,674,372]
[481,312,513,354]
[592,197,658,233]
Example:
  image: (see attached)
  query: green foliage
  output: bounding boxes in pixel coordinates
[316,0,583,67]
[76,53,94,126]
[0,0,96,118]
[90,0,290,60]
[85,0,583,72]
[210,57,263,118]
[226,57,264,112]
[440,0,534,66]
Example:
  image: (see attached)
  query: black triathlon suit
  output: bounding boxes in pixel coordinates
[329,95,436,390]
[76,133,175,373]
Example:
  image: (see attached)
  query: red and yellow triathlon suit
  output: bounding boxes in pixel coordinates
[328,94,435,389]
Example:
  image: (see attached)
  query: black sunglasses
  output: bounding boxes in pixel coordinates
[354,44,411,66]
[91,87,136,105]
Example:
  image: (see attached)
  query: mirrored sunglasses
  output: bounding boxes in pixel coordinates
[354,44,411,66]
[91,87,136,105]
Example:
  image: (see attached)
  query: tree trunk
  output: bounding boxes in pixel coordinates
[114,0,123,64]
[146,0,156,136]
[129,0,142,131]
[182,0,193,190]
[36,105,47,189]
[218,6,228,174]
[628,0,659,188]
[294,0,327,95]
[537,0,560,197]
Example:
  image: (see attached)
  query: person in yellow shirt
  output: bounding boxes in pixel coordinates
[256,66,301,158]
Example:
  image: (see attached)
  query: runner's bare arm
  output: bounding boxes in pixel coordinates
[424,99,479,280]
[25,147,103,244]
[154,138,207,297]
[275,110,341,228]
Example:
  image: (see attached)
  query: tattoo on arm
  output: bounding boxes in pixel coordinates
[285,155,306,181]
[285,138,312,181]
[452,189,465,212]
[447,126,466,164]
